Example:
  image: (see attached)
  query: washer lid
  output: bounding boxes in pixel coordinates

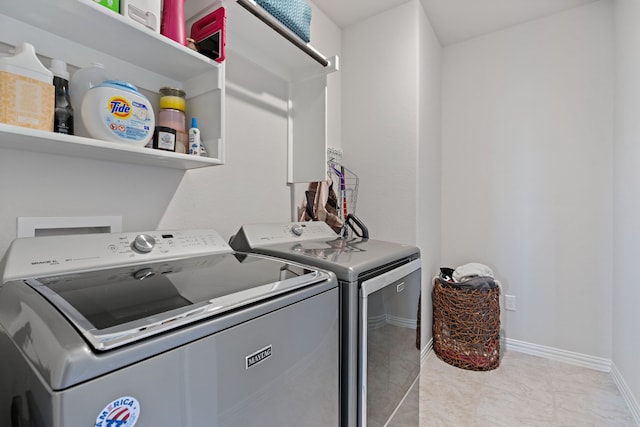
[251,238,419,282]
[230,222,419,282]
[22,252,330,351]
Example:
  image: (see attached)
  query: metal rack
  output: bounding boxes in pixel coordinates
[327,160,365,238]
[328,161,359,222]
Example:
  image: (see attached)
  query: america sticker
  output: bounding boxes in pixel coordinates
[94,396,140,427]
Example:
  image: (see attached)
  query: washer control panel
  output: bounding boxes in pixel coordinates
[230,222,338,250]
[2,229,232,281]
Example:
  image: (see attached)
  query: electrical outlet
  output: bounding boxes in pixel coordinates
[505,295,517,311]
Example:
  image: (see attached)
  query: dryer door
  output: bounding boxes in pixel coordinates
[359,259,421,427]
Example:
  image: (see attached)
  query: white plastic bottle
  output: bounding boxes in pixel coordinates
[70,62,109,136]
[188,117,201,155]
[70,62,108,109]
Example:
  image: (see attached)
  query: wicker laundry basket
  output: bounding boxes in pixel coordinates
[432,276,501,371]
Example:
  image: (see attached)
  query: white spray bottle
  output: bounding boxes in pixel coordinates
[188,117,201,155]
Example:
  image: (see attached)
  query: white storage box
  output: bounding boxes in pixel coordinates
[121,0,161,32]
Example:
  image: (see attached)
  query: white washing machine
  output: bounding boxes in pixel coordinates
[230,222,421,427]
[0,229,339,427]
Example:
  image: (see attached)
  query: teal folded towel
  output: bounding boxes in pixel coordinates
[256,0,312,42]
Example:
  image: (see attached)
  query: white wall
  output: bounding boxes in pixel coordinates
[159,3,342,240]
[613,0,640,411]
[441,1,614,358]
[0,151,183,255]
[342,0,442,349]
[417,4,443,348]
[342,2,419,246]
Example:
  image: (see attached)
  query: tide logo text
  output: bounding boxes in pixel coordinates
[108,97,132,119]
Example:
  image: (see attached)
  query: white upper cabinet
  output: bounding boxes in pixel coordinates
[0,0,224,170]
[0,0,337,178]
[188,0,339,183]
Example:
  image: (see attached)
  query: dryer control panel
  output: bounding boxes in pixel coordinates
[230,221,338,250]
[1,229,232,281]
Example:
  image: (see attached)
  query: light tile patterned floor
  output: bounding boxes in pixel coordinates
[419,350,637,427]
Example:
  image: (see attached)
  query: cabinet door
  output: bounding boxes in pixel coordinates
[288,75,328,183]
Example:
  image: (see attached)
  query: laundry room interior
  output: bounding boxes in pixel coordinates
[0,0,639,426]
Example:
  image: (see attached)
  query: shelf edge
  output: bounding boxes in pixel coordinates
[0,125,223,171]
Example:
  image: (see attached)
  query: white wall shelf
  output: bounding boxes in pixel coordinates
[236,0,328,67]
[0,0,337,179]
[187,0,338,82]
[0,0,225,170]
[0,0,217,83]
[186,0,339,183]
[0,124,222,170]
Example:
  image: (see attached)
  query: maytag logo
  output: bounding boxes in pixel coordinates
[31,260,58,265]
[246,345,272,369]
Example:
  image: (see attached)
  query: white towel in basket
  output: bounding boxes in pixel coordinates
[453,262,494,282]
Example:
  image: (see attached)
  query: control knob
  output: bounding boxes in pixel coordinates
[133,268,155,280]
[132,234,156,253]
[290,224,304,236]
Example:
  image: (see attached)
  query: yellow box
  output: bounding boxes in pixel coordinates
[0,71,54,131]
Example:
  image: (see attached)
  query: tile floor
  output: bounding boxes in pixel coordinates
[418,350,637,426]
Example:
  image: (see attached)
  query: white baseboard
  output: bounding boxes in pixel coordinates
[505,338,611,372]
[368,315,416,330]
[420,338,433,365]
[387,314,417,329]
[611,362,640,426]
